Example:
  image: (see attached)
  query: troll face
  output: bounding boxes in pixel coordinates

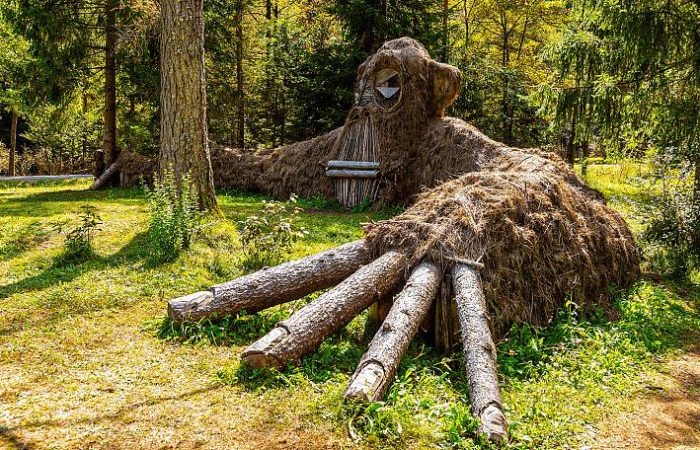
[329,37,462,206]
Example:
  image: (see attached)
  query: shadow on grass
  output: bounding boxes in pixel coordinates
[0,187,144,217]
[0,232,150,299]
[1,385,221,437]
[223,329,367,391]
[0,221,52,262]
[0,232,156,337]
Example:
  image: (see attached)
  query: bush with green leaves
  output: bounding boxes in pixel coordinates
[144,170,201,262]
[238,194,308,270]
[642,188,700,277]
[639,156,700,277]
[53,205,102,263]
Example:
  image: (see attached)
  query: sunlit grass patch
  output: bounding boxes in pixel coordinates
[1,175,699,449]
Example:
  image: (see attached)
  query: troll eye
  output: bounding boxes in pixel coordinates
[374,69,401,108]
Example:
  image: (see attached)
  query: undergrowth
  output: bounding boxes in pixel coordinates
[144,170,201,263]
[3,173,699,449]
[52,204,102,263]
[194,279,699,449]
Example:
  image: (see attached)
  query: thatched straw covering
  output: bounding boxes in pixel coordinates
[210,127,341,198]
[365,142,639,338]
[121,36,640,345]
[118,150,156,187]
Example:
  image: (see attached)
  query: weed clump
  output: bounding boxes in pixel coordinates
[53,205,102,263]
[144,170,201,262]
[238,194,308,270]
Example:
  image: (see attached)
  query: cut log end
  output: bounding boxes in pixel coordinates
[478,404,508,444]
[344,361,386,402]
[241,326,289,369]
[168,291,214,322]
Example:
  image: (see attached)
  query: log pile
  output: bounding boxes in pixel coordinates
[168,244,513,443]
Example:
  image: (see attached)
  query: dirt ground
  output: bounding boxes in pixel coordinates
[597,347,700,449]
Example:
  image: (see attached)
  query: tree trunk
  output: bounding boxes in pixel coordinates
[344,260,441,402]
[452,263,508,444]
[160,0,218,211]
[242,250,408,369]
[102,0,118,175]
[235,0,245,149]
[442,0,450,63]
[90,160,120,190]
[82,92,88,168]
[168,240,371,322]
[694,157,700,206]
[9,108,17,176]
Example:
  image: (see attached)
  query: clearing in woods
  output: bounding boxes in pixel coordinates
[1,165,699,449]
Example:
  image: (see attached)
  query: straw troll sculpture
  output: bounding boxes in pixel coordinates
[168,38,639,443]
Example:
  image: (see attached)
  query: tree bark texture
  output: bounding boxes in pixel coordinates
[242,250,408,369]
[344,260,441,402]
[168,240,371,322]
[160,0,218,211]
[102,0,118,173]
[452,263,508,444]
[90,160,120,190]
[235,0,245,149]
[9,108,17,176]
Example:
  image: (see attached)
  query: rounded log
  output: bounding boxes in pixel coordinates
[452,263,508,444]
[168,240,370,323]
[241,250,408,369]
[344,260,441,402]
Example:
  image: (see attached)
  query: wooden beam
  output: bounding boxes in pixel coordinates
[344,260,441,402]
[327,160,380,170]
[452,263,508,444]
[326,169,379,179]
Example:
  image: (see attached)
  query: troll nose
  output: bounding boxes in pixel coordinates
[355,79,374,106]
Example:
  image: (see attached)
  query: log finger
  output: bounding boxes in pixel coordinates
[344,260,441,402]
[168,240,370,322]
[241,250,408,369]
[90,161,120,190]
[452,263,508,444]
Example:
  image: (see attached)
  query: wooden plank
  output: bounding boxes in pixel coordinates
[326,169,379,179]
[327,160,380,170]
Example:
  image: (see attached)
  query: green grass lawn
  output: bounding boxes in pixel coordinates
[1,168,698,449]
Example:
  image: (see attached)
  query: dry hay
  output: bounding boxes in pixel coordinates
[117,150,156,187]
[365,144,639,337]
[210,128,341,198]
[115,37,640,339]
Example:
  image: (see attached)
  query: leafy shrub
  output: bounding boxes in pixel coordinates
[144,170,201,262]
[53,205,102,263]
[642,189,700,276]
[238,194,308,269]
[639,157,700,277]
